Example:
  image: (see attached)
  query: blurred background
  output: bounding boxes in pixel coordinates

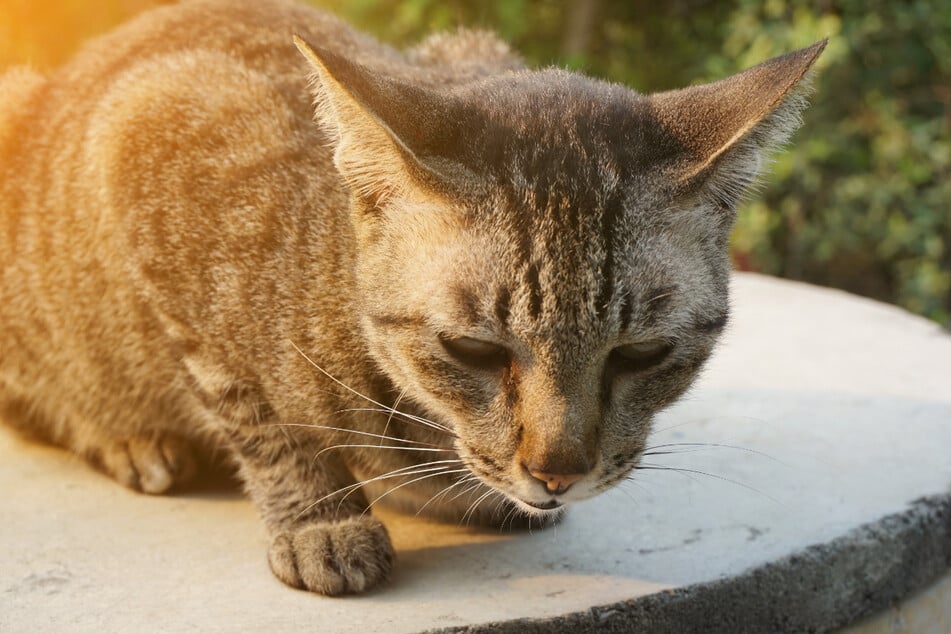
[1,0,948,326]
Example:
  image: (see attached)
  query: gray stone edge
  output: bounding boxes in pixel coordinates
[428,492,951,634]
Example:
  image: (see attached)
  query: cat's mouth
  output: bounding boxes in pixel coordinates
[522,499,563,511]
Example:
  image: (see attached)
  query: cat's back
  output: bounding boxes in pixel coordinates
[0,0,368,262]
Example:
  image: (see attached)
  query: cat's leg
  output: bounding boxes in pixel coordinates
[227,425,394,595]
[182,354,394,595]
[48,414,199,494]
[0,384,197,494]
[83,431,198,494]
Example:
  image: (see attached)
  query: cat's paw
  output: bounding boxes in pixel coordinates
[267,516,394,595]
[93,433,197,494]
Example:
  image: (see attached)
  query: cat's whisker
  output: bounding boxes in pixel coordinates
[335,407,454,436]
[415,473,478,517]
[379,390,406,447]
[487,494,512,525]
[614,479,646,506]
[446,477,485,505]
[294,460,463,520]
[500,503,521,532]
[265,422,439,448]
[361,468,471,517]
[289,340,454,435]
[346,465,465,516]
[462,488,498,526]
[649,414,770,436]
[635,464,782,505]
[337,402,454,434]
[643,441,782,464]
[647,289,676,304]
[314,443,454,460]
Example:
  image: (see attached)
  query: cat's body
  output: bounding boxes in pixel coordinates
[0,0,822,594]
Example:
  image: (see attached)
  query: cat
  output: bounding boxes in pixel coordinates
[0,0,823,595]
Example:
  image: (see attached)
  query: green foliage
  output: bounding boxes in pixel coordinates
[2,0,947,324]
[717,0,951,326]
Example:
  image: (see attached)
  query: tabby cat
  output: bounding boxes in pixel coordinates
[0,0,823,595]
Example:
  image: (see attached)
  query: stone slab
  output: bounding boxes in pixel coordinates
[844,570,951,634]
[2,272,949,632]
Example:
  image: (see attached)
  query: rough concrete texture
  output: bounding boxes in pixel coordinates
[844,569,951,633]
[2,272,950,633]
[437,496,951,633]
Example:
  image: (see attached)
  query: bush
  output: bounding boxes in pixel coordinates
[713,0,951,326]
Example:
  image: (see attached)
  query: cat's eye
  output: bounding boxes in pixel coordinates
[608,340,673,374]
[439,335,510,371]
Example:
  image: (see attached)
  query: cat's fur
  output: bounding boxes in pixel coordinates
[0,0,823,595]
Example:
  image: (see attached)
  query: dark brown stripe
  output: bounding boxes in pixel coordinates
[369,314,428,329]
[596,194,624,317]
[505,187,534,269]
[452,285,480,323]
[477,454,506,475]
[494,285,511,326]
[525,262,542,320]
[597,258,615,318]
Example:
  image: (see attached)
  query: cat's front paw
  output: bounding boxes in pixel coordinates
[267,516,394,595]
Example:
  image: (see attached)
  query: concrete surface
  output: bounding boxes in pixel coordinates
[2,272,950,633]
[844,570,951,634]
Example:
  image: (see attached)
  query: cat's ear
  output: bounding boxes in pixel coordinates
[648,40,826,209]
[294,35,456,211]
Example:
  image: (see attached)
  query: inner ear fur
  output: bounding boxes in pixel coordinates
[648,40,826,208]
[294,35,449,210]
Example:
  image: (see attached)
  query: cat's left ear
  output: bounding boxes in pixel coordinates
[294,35,458,212]
[648,40,826,209]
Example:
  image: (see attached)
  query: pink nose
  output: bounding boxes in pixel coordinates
[526,468,585,495]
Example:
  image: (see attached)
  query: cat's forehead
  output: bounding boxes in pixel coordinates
[448,188,692,349]
[454,69,667,190]
[439,72,690,243]
[461,69,643,134]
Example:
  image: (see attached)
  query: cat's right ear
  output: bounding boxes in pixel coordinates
[647,40,826,210]
[294,35,456,213]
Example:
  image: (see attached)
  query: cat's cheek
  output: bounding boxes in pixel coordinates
[407,354,500,415]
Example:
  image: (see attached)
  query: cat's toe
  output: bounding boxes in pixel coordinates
[268,516,394,595]
[96,433,196,494]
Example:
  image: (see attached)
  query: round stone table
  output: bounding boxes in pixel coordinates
[2,273,950,632]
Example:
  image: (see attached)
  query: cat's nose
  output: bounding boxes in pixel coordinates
[525,467,585,495]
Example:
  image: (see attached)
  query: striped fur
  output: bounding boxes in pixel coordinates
[0,0,821,595]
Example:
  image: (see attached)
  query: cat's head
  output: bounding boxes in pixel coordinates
[297,36,824,514]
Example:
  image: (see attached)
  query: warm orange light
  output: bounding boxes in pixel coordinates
[0,0,167,70]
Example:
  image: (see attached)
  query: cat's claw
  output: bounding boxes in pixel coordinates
[268,516,394,595]
[94,433,197,494]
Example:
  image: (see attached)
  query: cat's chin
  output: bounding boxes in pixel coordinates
[478,497,566,531]
[518,498,563,512]
[509,496,568,520]
[448,493,566,530]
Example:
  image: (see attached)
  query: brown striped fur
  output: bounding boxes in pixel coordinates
[0,0,822,594]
